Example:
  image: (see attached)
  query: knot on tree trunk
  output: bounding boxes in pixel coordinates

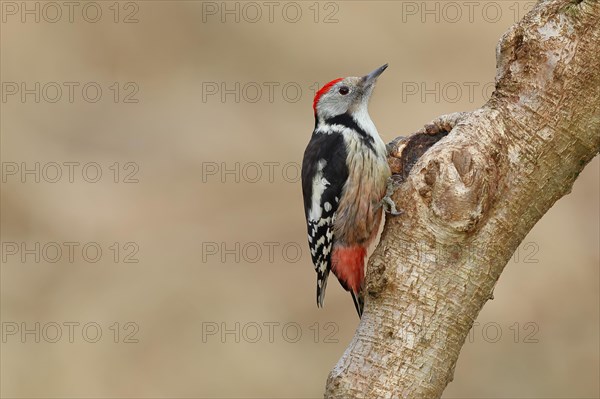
[416,143,497,234]
[387,112,499,235]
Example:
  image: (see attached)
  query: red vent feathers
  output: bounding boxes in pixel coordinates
[331,246,366,294]
[313,78,343,115]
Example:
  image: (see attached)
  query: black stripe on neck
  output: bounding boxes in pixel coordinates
[324,113,375,150]
[325,113,367,137]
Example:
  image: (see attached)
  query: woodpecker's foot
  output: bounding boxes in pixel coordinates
[381,178,402,216]
[383,195,402,216]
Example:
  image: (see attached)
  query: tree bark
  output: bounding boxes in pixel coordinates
[325,0,600,398]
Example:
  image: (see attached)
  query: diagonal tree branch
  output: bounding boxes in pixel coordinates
[325,0,600,397]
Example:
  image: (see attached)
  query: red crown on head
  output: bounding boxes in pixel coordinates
[313,78,343,115]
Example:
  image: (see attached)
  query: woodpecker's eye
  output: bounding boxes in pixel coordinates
[338,86,349,95]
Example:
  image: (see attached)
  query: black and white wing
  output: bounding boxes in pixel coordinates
[301,131,348,307]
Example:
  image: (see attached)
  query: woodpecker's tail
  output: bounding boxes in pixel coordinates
[316,269,330,308]
[350,289,364,318]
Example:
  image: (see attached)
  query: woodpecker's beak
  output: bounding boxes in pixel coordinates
[362,64,388,87]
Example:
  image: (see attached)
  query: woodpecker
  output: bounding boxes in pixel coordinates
[301,64,395,317]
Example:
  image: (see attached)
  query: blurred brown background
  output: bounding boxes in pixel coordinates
[1,1,598,398]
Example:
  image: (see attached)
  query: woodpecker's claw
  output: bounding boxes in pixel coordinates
[383,195,402,215]
[381,178,402,216]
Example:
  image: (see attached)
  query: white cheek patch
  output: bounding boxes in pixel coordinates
[318,93,351,119]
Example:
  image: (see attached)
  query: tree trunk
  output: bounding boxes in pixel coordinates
[325,0,600,397]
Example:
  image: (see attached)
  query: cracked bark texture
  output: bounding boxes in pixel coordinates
[325,0,600,398]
